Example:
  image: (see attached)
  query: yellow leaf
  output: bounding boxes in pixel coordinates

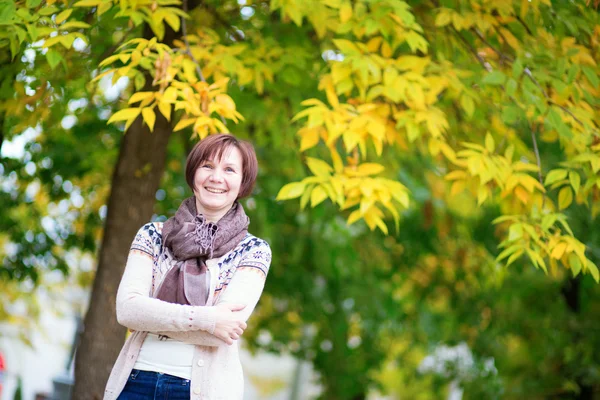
[460,94,475,117]
[435,9,452,27]
[300,184,314,210]
[158,102,171,121]
[128,92,154,104]
[215,94,236,111]
[558,186,573,210]
[514,186,529,204]
[173,118,196,132]
[107,108,141,124]
[381,41,392,58]
[306,157,333,177]
[276,182,306,200]
[499,27,520,50]
[340,2,353,23]
[485,132,495,153]
[551,242,567,260]
[73,0,102,6]
[142,108,156,131]
[346,163,385,177]
[366,37,382,53]
[163,86,178,103]
[299,127,320,152]
[347,209,362,225]
[311,185,328,207]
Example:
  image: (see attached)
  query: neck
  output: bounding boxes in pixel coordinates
[195,199,233,223]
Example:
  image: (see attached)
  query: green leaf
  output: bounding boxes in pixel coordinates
[568,253,581,277]
[506,78,518,97]
[558,186,573,210]
[0,1,16,23]
[569,171,580,194]
[512,59,523,78]
[547,109,572,138]
[56,9,73,24]
[581,66,599,88]
[46,49,63,70]
[481,70,506,86]
[502,105,520,124]
[567,64,579,84]
[460,94,474,117]
[587,260,600,283]
[544,169,568,186]
[38,6,60,16]
[26,0,43,7]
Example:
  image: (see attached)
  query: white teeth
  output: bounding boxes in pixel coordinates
[205,187,226,194]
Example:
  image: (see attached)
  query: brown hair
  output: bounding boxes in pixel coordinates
[185,133,258,198]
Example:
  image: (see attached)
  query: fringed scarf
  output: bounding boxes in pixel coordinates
[156,197,249,306]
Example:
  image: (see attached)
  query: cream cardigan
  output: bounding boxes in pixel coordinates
[104,222,271,400]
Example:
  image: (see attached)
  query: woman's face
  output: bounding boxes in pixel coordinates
[193,146,243,218]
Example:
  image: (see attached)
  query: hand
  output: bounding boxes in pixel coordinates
[213,303,247,345]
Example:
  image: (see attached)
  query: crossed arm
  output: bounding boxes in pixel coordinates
[116,251,268,347]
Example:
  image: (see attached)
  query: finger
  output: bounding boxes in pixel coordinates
[235,327,243,335]
[241,322,247,330]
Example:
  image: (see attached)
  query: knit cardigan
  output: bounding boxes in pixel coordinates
[103,222,271,400]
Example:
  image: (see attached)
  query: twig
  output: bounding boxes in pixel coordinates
[530,124,546,208]
[516,15,533,36]
[450,27,492,72]
[522,67,591,130]
[97,26,136,63]
[202,4,245,42]
[181,0,227,126]
[472,28,514,63]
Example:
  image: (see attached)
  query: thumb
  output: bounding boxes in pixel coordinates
[225,303,246,312]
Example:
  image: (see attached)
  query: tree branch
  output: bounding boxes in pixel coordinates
[450,27,492,72]
[516,15,533,36]
[472,28,514,63]
[201,4,245,42]
[529,123,546,208]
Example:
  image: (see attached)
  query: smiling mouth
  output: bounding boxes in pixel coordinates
[205,187,227,194]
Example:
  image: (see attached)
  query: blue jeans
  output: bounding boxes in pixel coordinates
[117,369,191,400]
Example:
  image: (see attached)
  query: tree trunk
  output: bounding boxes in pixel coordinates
[71,16,189,395]
[72,110,172,398]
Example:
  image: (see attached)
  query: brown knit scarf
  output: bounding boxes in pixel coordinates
[156,197,249,306]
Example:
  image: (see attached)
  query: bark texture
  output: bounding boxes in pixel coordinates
[72,112,172,399]
[72,18,184,397]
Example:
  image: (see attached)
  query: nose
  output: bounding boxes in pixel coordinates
[209,168,223,182]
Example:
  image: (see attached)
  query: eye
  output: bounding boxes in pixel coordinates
[201,163,213,169]
[226,167,236,173]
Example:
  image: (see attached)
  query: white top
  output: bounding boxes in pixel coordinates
[134,333,195,379]
[133,268,211,380]
[104,222,272,400]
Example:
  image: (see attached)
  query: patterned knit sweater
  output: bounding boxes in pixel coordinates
[104,222,271,400]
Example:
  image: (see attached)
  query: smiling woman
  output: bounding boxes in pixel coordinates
[104,133,271,400]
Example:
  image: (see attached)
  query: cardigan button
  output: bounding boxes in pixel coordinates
[193,386,201,394]
[197,359,205,367]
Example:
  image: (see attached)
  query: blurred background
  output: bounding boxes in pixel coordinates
[1,0,600,399]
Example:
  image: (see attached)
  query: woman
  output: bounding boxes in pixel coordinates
[104,133,272,400]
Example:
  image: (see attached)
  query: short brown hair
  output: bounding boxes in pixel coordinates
[185,133,258,198]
